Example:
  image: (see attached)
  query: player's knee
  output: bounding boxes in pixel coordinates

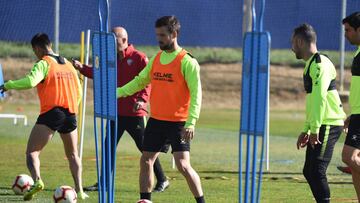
[66,151,78,162]
[140,155,154,168]
[313,168,326,180]
[26,151,38,160]
[176,161,191,175]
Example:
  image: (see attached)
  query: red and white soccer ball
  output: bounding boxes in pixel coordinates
[137,199,153,203]
[53,186,77,203]
[12,174,34,195]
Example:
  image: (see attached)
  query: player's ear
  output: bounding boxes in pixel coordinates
[296,37,303,48]
[356,27,360,33]
[171,30,177,39]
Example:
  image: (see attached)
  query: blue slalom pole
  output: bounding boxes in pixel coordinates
[255,0,267,202]
[94,118,101,202]
[101,119,106,202]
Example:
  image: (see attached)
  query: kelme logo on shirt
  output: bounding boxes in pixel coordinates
[56,72,73,79]
[153,72,173,82]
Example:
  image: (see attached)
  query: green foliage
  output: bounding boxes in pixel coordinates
[1,41,356,67]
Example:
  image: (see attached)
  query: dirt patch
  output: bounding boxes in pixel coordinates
[0,57,352,110]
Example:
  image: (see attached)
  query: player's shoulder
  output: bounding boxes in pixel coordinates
[317,54,335,68]
[35,59,50,67]
[310,53,335,75]
[185,51,195,58]
[183,51,199,64]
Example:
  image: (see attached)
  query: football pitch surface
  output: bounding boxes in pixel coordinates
[0,103,356,202]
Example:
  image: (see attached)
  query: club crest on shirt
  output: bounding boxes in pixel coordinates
[127,59,133,66]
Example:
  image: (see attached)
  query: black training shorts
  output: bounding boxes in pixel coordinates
[345,114,360,149]
[143,117,189,153]
[36,107,77,134]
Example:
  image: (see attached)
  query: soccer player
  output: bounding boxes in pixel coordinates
[116,16,205,203]
[292,24,345,202]
[72,26,169,192]
[0,33,88,201]
[341,11,360,200]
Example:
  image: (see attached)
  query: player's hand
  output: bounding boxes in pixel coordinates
[296,132,309,150]
[133,100,145,112]
[309,133,321,149]
[0,84,6,94]
[344,116,350,134]
[71,58,83,70]
[181,127,194,143]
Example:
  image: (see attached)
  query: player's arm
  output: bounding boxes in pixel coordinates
[116,57,153,98]
[182,56,202,129]
[4,60,48,90]
[308,63,331,134]
[72,60,94,79]
[303,120,310,134]
[303,102,310,133]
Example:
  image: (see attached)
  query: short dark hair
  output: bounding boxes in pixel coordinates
[293,23,317,43]
[342,12,360,30]
[155,15,181,34]
[31,33,51,49]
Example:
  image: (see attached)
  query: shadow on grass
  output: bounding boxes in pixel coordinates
[198,170,238,174]
[0,186,57,194]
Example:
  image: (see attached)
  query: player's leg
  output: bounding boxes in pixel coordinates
[126,116,169,192]
[302,142,317,198]
[25,124,54,182]
[342,145,360,199]
[342,114,360,199]
[306,125,341,202]
[170,121,205,203]
[152,150,170,192]
[24,108,60,201]
[59,129,81,190]
[139,118,168,200]
[140,151,161,196]
[23,124,52,201]
[58,111,88,199]
[173,151,204,199]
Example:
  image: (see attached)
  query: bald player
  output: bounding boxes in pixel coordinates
[73,27,170,192]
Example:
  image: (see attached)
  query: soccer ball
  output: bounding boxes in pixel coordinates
[137,199,153,203]
[12,174,34,195]
[53,186,77,203]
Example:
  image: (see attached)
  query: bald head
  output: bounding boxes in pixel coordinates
[112,26,128,52]
[113,27,128,39]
